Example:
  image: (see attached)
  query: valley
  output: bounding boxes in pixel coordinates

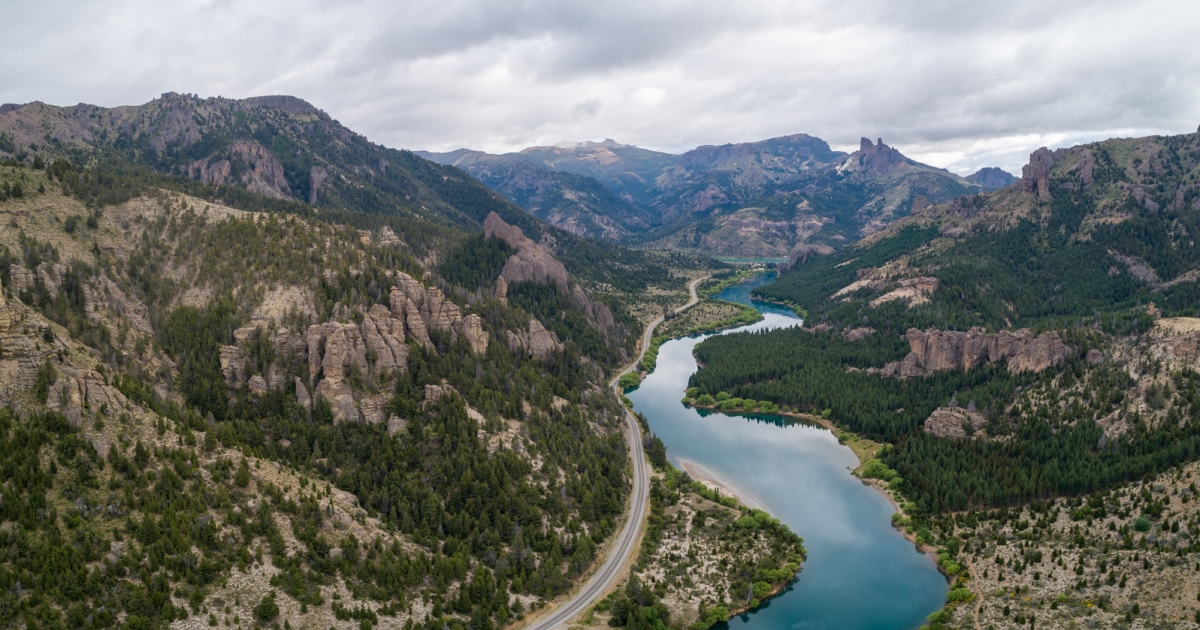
[420,137,1013,257]
[3,88,1200,630]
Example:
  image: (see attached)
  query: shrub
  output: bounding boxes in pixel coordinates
[946,588,973,602]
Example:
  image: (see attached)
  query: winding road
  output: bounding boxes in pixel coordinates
[522,276,709,630]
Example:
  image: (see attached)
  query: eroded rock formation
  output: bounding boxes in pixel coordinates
[187,140,293,199]
[923,407,987,440]
[1021,147,1055,202]
[879,327,1068,378]
[507,319,564,358]
[484,212,570,291]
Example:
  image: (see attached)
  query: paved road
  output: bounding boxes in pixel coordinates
[522,276,709,630]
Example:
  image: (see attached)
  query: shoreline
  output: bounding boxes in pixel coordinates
[678,458,769,512]
[684,401,941,558]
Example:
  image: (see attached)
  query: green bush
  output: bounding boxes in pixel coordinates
[946,588,973,602]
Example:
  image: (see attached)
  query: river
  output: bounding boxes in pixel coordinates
[625,273,947,630]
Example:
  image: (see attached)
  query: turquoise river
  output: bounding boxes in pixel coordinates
[626,273,947,629]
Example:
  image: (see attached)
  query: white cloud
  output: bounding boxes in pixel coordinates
[2,0,1198,175]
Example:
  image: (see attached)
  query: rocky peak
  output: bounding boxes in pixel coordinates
[965,167,1018,191]
[1020,147,1055,202]
[839,137,908,178]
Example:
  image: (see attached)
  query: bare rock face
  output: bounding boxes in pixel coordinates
[358,393,390,425]
[316,379,362,423]
[387,414,408,436]
[483,212,570,291]
[377,225,401,247]
[360,304,408,372]
[454,313,489,354]
[309,166,329,205]
[187,140,293,199]
[220,345,247,384]
[1021,147,1055,202]
[1086,349,1105,365]
[422,287,462,331]
[842,327,875,342]
[47,366,128,428]
[0,291,15,332]
[571,285,616,330]
[494,275,508,305]
[84,275,153,334]
[881,327,1068,377]
[295,376,311,411]
[839,138,908,178]
[319,323,368,384]
[393,271,427,305]
[923,407,987,440]
[247,375,268,394]
[507,319,564,358]
[8,264,34,291]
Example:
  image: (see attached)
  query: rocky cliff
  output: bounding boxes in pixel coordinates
[879,327,1068,378]
[186,140,293,199]
[483,211,616,332]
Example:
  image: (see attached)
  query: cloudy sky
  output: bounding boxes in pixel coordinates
[3,0,1198,175]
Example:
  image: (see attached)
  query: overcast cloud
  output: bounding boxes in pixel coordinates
[3,0,1198,175]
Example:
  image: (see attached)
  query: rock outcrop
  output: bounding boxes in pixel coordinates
[838,138,908,178]
[507,319,564,358]
[879,327,1068,378]
[209,272,486,422]
[923,407,987,440]
[187,140,293,199]
[484,212,570,291]
[455,314,489,354]
[494,275,508,305]
[1021,147,1055,202]
[483,212,616,334]
[7,264,35,291]
[47,366,128,430]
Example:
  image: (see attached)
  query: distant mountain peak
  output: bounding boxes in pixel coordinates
[533,138,629,151]
[965,166,1018,191]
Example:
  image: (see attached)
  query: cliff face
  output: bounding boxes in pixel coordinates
[483,211,616,332]
[880,327,1068,378]
[484,211,570,291]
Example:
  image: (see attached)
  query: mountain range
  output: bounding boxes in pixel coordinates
[419,136,1017,255]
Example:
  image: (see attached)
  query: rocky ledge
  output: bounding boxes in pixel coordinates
[877,327,1068,378]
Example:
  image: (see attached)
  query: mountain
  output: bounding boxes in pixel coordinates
[698,128,1200,513]
[682,129,1200,629]
[964,166,1018,190]
[0,96,734,630]
[430,134,998,256]
[416,148,656,241]
[0,93,692,296]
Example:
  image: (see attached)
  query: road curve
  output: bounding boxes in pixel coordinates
[522,276,709,630]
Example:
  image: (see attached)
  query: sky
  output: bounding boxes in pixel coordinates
[3,0,1199,176]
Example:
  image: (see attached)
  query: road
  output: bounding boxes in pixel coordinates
[522,276,709,630]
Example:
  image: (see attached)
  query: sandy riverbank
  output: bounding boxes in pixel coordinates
[678,459,769,512]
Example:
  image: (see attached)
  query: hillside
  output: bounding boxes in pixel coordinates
[689,129,1200,512]
[684,130,1200,628]
[0,92,747,630]
[0,93,693,297]
[425,135,998,256]
[415,149,655,242]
